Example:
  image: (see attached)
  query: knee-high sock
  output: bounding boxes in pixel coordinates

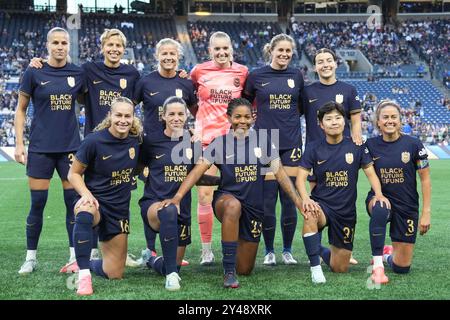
[303,233,321,267]
[144,223,157,252]
[222,241,238,274]
[91,226,99,249]
[263,180,278,253]
[90,259,109,279]
[63,189,77,247]
[73,211,93,270]
[198,203,213,244]
[369,203,390,256]
[157,204,179,275]
[280,177,297,252]
[26,190,48,250]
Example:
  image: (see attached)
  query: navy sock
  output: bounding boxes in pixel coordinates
[280,177,298,252]
[26,190,48,250]
[90,259,109,279]
[73,212,93,270]
[319,245,331,266]
[92,226,99,249]
[145,223,157,252]
[369,203,390,256]
[222,241,238,274]
[263,180,278,254]
[63,189,77,247]
[147,256,166,276]
[157,205,179,274]
[303,233,321,267]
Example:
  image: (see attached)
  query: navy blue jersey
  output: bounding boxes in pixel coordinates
[366,135,429,212]
[204,129,278,211]
[299,137,372,217]
[134,71,197,134]
[20,62,85,153]
[301,81,361,145]
[82,62,140,135]
[243,66,304,150]
[75,128,140,213]
[139,130,202,204]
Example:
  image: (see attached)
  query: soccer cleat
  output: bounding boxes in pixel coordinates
[165,272,181,291]
[281,252,298,265]
[200,249,215,266]
[18,259,37,275]
[349,255,359,265]
[371,267,389,284]
[310,266,326,284]
[223,271,239,288]
[136,248,152,267]
[59,260,79,273]
[76,274,93,296]
[125,253,140,267]
[383,245,393,256]
[263,252,276,266]
[90,249,100,260]
[181,259,190,266]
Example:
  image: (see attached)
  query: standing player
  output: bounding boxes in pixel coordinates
[68,97,142,296]
[243,34,304,266]
[160,98,305,288]
[365,100,431,284]
[139,97,217,291]
[301,48,362,265]
[296,102,389,284]
[14,27,85,275]
[134,39,197,266]
[29,28,141,269]
[190,31,248,265]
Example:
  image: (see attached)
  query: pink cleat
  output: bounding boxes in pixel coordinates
[371,267,389,284]
[60,260,79,273]
[181,259,190,267]
[77,274,93,296]
[383,245,393,256]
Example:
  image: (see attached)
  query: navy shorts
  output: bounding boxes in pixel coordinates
[365,193,418,244]
[318,201,356,251]
[74,196,130,242]
[27,151,76,180]
[139,197,192,246]
[212,190,264,243]
[279,145,302,167]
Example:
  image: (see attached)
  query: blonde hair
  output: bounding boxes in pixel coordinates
[374,99,402,131]
[209,31,233,59]
[263,33,296,62]
[100,29,127,48]
[155,38,183,59]
[94,97,143,137]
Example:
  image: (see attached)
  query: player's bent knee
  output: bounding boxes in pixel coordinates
[105,268,124,279]
[331,263,349,273]
[74,204,96,215]
[236,267,253,276]
[392,262,410,274]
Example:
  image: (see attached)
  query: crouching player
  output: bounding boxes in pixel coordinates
[296,101,390,284]
[67,97,142,295]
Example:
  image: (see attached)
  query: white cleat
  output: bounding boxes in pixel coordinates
[281,252,298,265]
[165,272,181,291]
[263,252,276,266]
[125,253,140,267]
[90,249,100,261]
[18,259,37,275]
[311,265,326,284]
[200,249,215,266]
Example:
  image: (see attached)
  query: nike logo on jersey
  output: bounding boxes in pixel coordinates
[93,80,103,84]
[309,99,318,103]
[155,154,165,159]
[226,154,234,159]
[102,155,112,160]
[40,81,51,85]
[317,160,327,165]
[150,92,159,96]
[78,239,90,244]
[261,82,270,87]
[372,157,381,161]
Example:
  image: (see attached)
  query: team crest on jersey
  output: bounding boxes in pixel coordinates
[175,89,183,98]
[287,79,295,88]
[254,147,262,158]
[345,152,354,164]
[234,77,241,87]
[185,148,193,160]
[401,152,410,164]
[120,78,127,89]
[129,147,135,160]
[335,94,344,104]
[67,77,75,87]
[143,166,149,178]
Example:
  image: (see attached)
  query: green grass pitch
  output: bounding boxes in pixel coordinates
[0,160,448,300]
